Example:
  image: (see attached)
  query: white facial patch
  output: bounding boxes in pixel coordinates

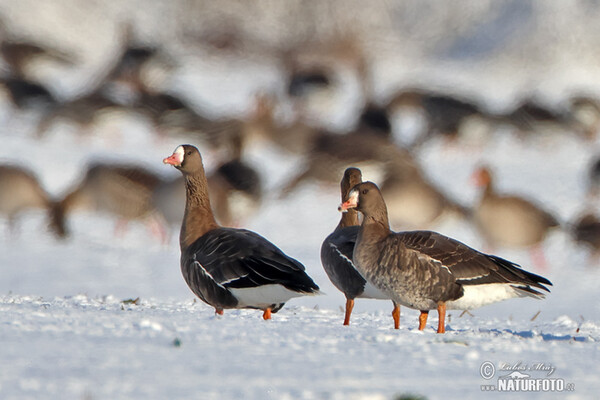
[173,145,185,164]
[347,189,359,205]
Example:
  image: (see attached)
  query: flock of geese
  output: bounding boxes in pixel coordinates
[1,22,600,331]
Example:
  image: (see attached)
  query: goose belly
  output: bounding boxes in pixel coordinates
[229,284,308,309]
[448,283,521,310]
[357,280,391,300]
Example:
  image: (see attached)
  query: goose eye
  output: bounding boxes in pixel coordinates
[361,189,368,195]
[186,151,192,156]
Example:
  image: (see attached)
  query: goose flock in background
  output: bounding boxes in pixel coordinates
[1,14,600,332]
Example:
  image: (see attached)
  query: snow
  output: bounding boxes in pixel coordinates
[1,2,600,399]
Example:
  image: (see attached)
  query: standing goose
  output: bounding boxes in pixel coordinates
[0,164,64,238]
[163,144,319,319]
[472,165,559,268]
[55,162,166,240]
[339,181,551,333]
[321,168,399,327]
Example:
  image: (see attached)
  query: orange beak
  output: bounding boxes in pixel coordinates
[163,153,181,167]
[338,198,358,212]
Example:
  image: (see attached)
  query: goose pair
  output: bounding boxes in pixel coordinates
[328,168,551,333]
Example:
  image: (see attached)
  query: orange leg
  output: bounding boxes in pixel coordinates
[419,310,429,330]
[215,308,224,315]
[392,302,400,329]
[437,302,446,334]
[263,308,272,320]
[343,298,355,326]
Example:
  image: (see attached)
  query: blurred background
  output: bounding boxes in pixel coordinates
[1,0,600,315]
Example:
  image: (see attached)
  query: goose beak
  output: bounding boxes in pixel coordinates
[338,192,358,212]
[163,147,184,167]
[163,154,179,166]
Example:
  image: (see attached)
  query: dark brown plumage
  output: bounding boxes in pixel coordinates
[163,144,319,319]
[321,168,398,327]
[340,181,551,333]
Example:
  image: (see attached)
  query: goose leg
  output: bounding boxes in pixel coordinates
[392,302,400,329]
[215,308,224,315]
[418,310,429,330]
[343,298,354,326]
[263,307,272,320]
[437,302,446,334]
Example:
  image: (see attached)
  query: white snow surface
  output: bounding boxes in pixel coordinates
[1,2,600,399]
[2,114,599,400]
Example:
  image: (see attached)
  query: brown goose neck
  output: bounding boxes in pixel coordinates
[361,205,391,235]
[180,171,218,249]
[358,214,391,242]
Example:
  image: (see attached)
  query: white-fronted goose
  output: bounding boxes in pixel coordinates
[244,93,321,155]
[279,129,413,198]
[472,166,559,268]
[56,162,165,240]
[163,144,319,319]
[35,91,123,138]
[569,95,600,140]
[0,164,64,237]
[321,168,399,327]
[0,17,76,80]
[339,181,552,333]
[385,88,487,148]
[207,159,262,227]
[586,155,600,199]
[571,213,600,261]
[380,157,469,230]
[0,76,57,111]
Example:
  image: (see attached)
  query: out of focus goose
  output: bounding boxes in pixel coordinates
[243,93,321,155]
[0,76,57,111]
[287,68,332,98]
[0,164,64,237]
[385,88,486,147]
[137,89,242,152]
[279,129,412,197]
[472,166,559,268]
[0,17,76,80]
[35,91,122,137]
[571,213,600,261]
[586,155,600,199]
[207,154,262,228]
[380,158,468,230]
[500,98,575,137]
[321,168,399,327]
[339,181,552,333]
[568,95,600,140]
[56,162,166,239]
[163,144,319,319]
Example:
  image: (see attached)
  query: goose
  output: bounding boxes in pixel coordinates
[56,162,165,240]
[0,164,64,238]
[472,165,559,268]
[163,144,319,319]
[321,168,399,327]
[339,181,552,333]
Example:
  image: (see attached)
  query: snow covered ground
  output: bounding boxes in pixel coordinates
[1,116,599,400]
[1,2,600,399]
